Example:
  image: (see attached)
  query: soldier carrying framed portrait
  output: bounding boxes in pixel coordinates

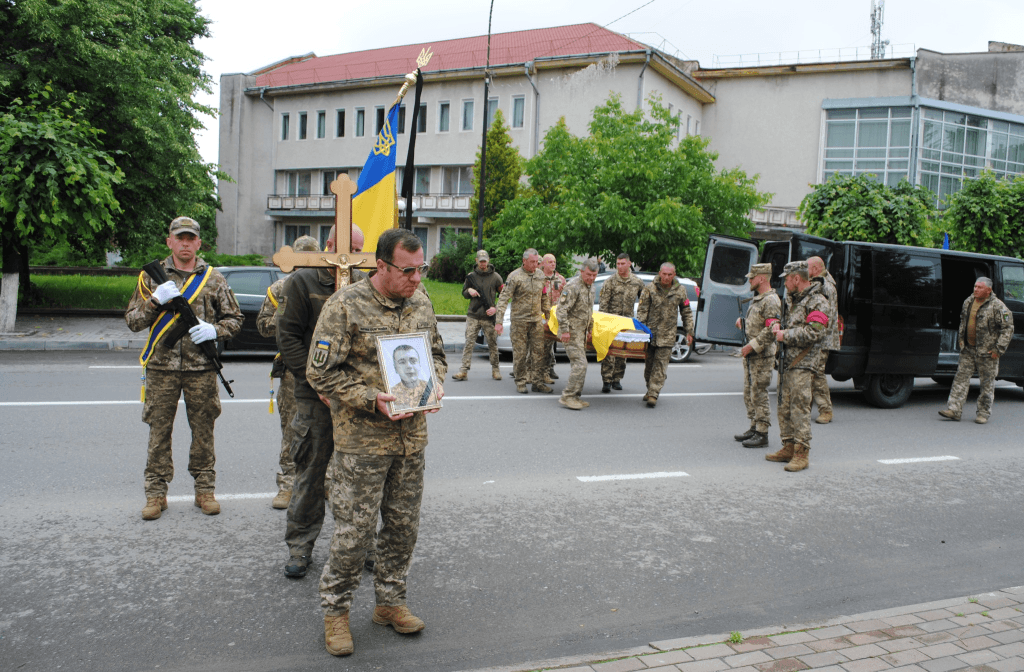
[375,332,443,415]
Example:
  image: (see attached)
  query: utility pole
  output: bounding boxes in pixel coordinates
[477,0,495,252]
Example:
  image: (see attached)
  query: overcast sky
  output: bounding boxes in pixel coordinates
[193,0,1024,166]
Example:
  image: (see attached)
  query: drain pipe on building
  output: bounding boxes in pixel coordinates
[524,61,541,158]
[636,50,651,110]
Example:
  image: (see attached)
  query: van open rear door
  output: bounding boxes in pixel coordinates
[695,235,761,346]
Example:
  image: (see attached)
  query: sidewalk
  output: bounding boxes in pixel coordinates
[467,587,1024,672]
[0,314,469,352]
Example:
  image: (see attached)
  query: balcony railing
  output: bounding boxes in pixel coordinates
[266,192,473,213]
[409,192,472,212]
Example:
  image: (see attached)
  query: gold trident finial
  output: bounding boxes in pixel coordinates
[416,47,433,69]
[393,46,434,106]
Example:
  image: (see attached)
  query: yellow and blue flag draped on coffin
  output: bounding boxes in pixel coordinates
[547,310,649,361]
[353,104,399,252]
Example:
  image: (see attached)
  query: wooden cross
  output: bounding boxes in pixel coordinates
[271,175,380,290]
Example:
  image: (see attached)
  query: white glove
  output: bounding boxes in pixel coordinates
[152,281,181,305]
[189,320,218,344]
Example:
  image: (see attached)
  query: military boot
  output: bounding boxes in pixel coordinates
[141,496,167,520]
[815,410,833,424]
[492,370,502,380]
[765,442,795,463]
[742,431,769,448]
[938,409,961,421]
[646,396,657,408]
[194,492,220,515]
[372,605,425,633]
[452,371,468,381]
[531,382,554,394]
[734,426,756,442]
[548,369,559,380]
[272,489,291,509]
[784,445,810,472]
[284,554,310,578]
[559,396,584,410]
[601,382,611,393]
[611,381,623,390]
[324,613,354,656]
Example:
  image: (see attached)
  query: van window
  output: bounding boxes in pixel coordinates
[1002,265,1024,302]
[872,251,939,306]
[709,245,751,286]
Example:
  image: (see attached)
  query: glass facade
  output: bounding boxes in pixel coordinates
[823,106,911,187]
[919,110,1024,202]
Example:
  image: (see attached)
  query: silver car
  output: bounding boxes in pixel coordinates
[479,271,709,363]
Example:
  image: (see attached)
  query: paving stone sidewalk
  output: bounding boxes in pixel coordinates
[464,587,1024,672]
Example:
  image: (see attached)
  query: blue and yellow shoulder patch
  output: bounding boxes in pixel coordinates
[311,340,331,367]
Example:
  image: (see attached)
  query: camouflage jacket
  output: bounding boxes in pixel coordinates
[125,256,243,372]
[257,276,287,339]
[542,271,567,316]
[958,294,1014,355]
[305,279,447,456]
[745,290,782,359]
[813,271,840,351]
[555,276,595,344]
[636,280,694,348]
[494,266,550,325]
[781,282,830,372]
[599,272,645,318]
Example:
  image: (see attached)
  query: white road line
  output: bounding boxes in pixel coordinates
[166,492,275,503]
[88,366,140,369]
[0,399,267,407]
[878,456,960,465]
[577,471,689,482]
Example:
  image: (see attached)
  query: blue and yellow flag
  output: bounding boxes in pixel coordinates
[353,104,399,252]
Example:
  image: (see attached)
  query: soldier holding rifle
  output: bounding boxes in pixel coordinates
[452,250,503,382]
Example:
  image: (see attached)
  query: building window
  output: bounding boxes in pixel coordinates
[417,104,427,133]
[284,225,311,246]
[322,170,337,195]
[316,111,326,139]
[298,112,307,140]
[336,109,345,137]
[823,106,912,188]
[413,226,428,253]
[695,120,701,136]
[398,104,406,134]
[440,226,473,248]
[442,166,474,195]
[512,96,525,128]
[462,100,474,131]
[438,102,450,133]
[355,109,365,137]
[297,172,311,196]
[286,172,296,195]
[281,113,290,141]
[414,167,431,195]
[686,115,692,136]
[375,107,385,135]
[318,225,332,251]
[486,97,498,127]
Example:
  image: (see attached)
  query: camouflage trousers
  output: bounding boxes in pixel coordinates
[275,371,297,492]
[142,369,221,498]
[947,345,1001,418]
[560,336,588,399]
[811,358,832,414]
[601,355,627,384]
[460,316,499,374]
[777,368,814,449]
[643,346,672,400]
[320,451,424,616]
[544,341,557,374]
[743,355,774,432]
[287,396,346,558]
[510,319,546,386]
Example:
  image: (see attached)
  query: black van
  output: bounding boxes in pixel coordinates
[694,233,1024,408]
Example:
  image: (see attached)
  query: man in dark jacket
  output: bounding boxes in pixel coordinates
[452,250,504,381]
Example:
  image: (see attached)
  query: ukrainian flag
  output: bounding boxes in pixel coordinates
[353,104,400,252]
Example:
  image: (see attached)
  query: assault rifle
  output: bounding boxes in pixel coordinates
[465,274,493,310]
[775,289,788,393]
[143,260,235,398]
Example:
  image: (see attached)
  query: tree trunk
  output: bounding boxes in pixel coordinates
[0,234,20,333]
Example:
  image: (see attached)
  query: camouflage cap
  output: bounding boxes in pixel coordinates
[779,260,808,278]
[169,217,200,236]
[476,249,490,261]
[292,235,319,252]
[746,262,773,279]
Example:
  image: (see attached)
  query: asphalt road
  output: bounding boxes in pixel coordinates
[1,350,1022,672]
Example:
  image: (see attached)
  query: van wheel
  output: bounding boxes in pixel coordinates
[670,331,692,363]
[863,373,913,408]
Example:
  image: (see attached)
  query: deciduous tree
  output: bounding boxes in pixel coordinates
[470,109,523,235]
[941,172,1024,257]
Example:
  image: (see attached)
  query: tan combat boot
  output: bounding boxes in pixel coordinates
[815,410,832,424]
[492,370,502,380]
[765,442,795,463]
[372,605,425,634]
[272,490,291,509]
[452,371,468,381]
[141,496,167,520]
[195,492,220,515]
[784,445,810,472]
[559,396,584,410]
[324,613,354,655]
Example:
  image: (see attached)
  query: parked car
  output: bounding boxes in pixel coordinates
[480,271,708,363]
[695,232,1024,408]
[216,266,289,352]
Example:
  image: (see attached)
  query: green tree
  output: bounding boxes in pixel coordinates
[488,94,770,276]
[0,0,222,271]
[797,173,938,246]
[941,172,1024,257]
[470,108,523,236]
[0,89,123,331]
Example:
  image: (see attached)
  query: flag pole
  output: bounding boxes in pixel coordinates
[476,0,495,253]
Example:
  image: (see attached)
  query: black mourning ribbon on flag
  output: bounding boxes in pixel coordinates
[401,68,424,230]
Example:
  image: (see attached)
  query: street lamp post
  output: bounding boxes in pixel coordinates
[476,0,495,253]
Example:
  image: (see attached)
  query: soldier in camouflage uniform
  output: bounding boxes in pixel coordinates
[807,256,839,424]
[734,263,782,448]
[126,217,243,520]
[557,260,599,410]
[256,235,320,510]
[541,254,567,382]
[766,261,829,472]
[453,250,503,382]
[636,263,694,408]
[493,248,552,394]
[306,229,446,657]
[939,277,1014,424]
[600,253,646,393]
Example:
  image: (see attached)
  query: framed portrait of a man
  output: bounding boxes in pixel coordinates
[375,332,443,415]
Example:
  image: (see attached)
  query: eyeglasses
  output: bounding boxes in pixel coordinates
[382,259,429,276]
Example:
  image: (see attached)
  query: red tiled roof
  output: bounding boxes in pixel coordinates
[254,23,646,88]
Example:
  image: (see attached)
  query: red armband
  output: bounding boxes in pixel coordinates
[765,317,780,328]
[807,310,829,326]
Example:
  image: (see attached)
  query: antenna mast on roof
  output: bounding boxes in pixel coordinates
[871,0,890,59]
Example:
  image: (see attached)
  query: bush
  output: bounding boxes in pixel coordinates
[120,242,267,268]
[29,239,106,267]
[427,233,477,283]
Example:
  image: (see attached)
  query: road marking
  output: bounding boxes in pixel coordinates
[577,471,689,482]
[88,366,140,369]
[878,456,960,465]
[0,399,267,407]
[166,492,276,503]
